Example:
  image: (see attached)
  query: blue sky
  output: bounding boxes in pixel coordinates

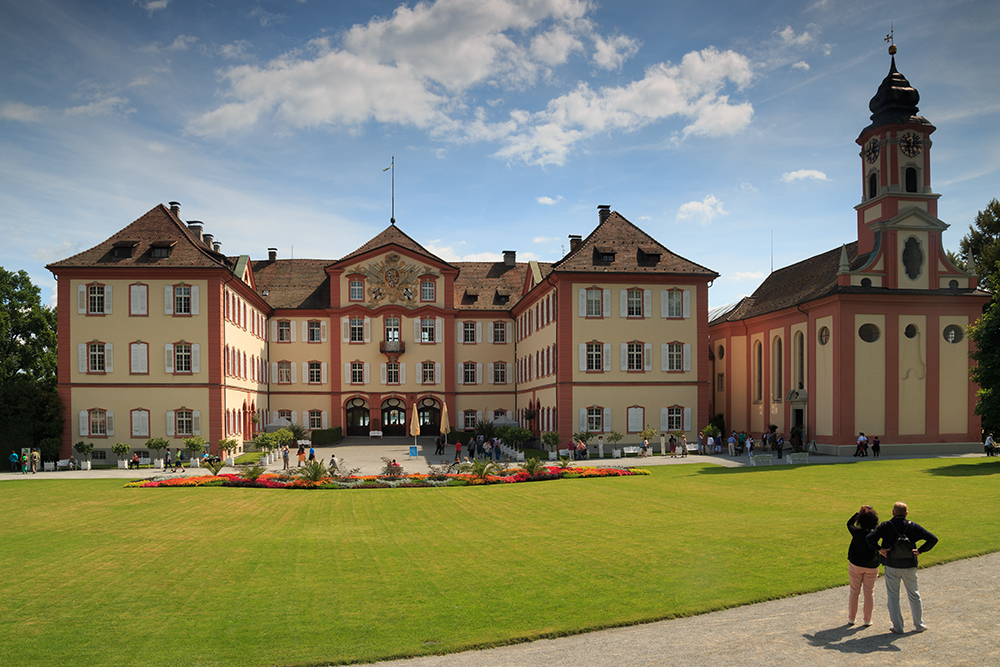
[2,0,998,310]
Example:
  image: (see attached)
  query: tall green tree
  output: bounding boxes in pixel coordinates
[958,198,1000,285]
[0,268,57,387]
[968,270,1000,437]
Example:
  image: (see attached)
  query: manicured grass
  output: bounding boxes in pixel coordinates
[1,458,999,667]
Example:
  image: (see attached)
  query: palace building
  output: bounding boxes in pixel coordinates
[48,204,717,459]
[707,47,989,455]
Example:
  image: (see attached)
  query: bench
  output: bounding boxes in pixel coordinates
[621,446,642,457]
[750,454,774,466]
[56,459,71,470]
[787,452,809,464]
[558,448,571,459]
[369,430,383,439]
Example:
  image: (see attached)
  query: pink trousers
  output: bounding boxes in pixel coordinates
[848,562,879,623]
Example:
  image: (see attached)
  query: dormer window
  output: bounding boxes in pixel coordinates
[151,240,176,259]
[594,246,616,265]
[638,247,661,266]
[112,240,138,259]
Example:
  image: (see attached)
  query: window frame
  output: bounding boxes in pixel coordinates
[586,288,602,318]
[420,278,436,302]
[463,362,477,384]
[88,408,108,438]
[308,361,323,384]
[351,362,365,385]
[420,318,436,343]
[277,320,292,343]
[493,361,507,385]
[88,341,107,374]
[347,275,366,302]
[307,320,322,343]
[309,410,323,430]
[386,362,400,385]
[277,361,292,384]
[349,317,364,343]
[666,342,683,372]
[586,342,603,372]
[175,409,194,437]
[463,321,477,344]
[586,407,603,433]
[666,406,683,431]
[626,288,643,318]
[626,342,644,372]
[422,362,436,385]
[173,342,193,374]
[665,290,683,318]
[493,321,507,344]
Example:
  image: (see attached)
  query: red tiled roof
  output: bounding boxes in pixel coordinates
[453,261,527,311]
[251,259,331,310]
[338,223,452,266]
[47,204,233,271]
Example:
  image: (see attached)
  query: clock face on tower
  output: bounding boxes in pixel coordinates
[864,138,880,164]
[899,132,923,158]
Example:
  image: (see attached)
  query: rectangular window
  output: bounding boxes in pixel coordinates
[131,409,150,438]
[421,318,436,343]
[666,343,683,372]
[350,317,364,343]
[385,317,400,342]
[88,285,105,315]
[627,342,643,371]
[349,279,364,301]
[464,411,477,430]
[174,285,191,315]
[717,373,725,392]
[463,321,476,343]
[88,343,106,373]
[493,409,506,421]
[667,407,682,431]
[463,362,477,384]
[422,363,435,384]
[587,407,603,432]
[278,409,292,421]
[307,362,322,384]
[309,410,323,429]
[627,289,643,318]
[277,321,291,342]
[129,283,147,316]
[308,321,322,342]
[176,410,193,437]
[586,289,602,317]
[586,343,603,372]
[666,291,683,318]
[174,343,192,373]
[90,409,107,436]
[421,281,435,301]
[351,362,364,384]
[386,362,400,385]
[493,362,506,384]
[278,361,291,384]
[493,322,506,343]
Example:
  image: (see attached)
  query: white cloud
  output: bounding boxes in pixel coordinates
[791,61,810,71]
[531,28,583,66]
[776,26,813,47]
[592,33,639,70]
[137,0,170,12]
[147,142,167,153]
[168,35,198,51]
[533,236,560,243]
[424,240,501,263]
[740,181,758,192]
[781,169,828,183]
[249,6,286,27]
[64,96,132,117]
[32,239,82,263]
[220,40,251,60]
[731,270,766,282]
[676,194,726,227]
[0,102,46,122]
[536,195,562,205]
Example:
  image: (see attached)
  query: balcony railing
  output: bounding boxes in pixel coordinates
[379,340,405,355]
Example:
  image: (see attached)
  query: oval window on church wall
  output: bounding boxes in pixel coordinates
[858,323,880,343]
[902,237,923,281]
[943,325,964,344]
[818,326,830,345]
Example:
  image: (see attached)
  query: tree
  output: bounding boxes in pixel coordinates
[968,271,1000,436]
[958,198,1000,285]
[0,268,57,386]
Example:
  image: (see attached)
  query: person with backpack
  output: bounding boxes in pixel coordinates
[866,501,938,634]
[846,505,881,626]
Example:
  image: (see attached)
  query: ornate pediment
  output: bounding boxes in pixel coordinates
[362,253,436,308]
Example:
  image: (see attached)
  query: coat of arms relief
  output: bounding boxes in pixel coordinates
[362,253,435,307]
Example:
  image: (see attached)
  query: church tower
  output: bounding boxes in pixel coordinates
[854,43,939,257]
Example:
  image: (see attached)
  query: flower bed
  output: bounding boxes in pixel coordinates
[123,466,648,490]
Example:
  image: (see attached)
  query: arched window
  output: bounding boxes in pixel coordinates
[753,341,763,402]
[905,167,918,193]
[868,172,878,200]
[771,336,783,401]
[794,331,805,390]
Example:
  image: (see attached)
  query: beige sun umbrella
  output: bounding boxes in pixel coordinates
[410,402,420,448]
[440,402,451,437]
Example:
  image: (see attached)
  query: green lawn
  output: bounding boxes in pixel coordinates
[1,458,998,667]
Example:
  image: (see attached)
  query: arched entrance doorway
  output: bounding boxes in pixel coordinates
[417,397,441,436]
[345,397,370,437]
[381,397,407,437]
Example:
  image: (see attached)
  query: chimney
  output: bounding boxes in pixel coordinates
[503,250,516,267]
[569,235,582,253]
[213,241,222,253]
[268,248,277,262]
[598,204,611,224]
[187,221,203,242]
[169,201,181,217]
[202,233,214,248]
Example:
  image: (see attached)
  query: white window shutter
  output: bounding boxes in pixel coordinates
[414,319,420,342]
[321,362,328,384]
[364,362,371,384]
[166,410,175,436]
[130,343,139,374]
[77,285,87,314]
[619,289,627,317]
[507,410,513,419]
[271,362,278,381]
[476,362,482,384]
[660,407,669,431]
[190,410,201,436]
[416,362,423,385]
[660,290,668,318]
[602,289,611,317]
[191,285,199,315]
[291,411,298,426]
[274,320,282,342]
[684,407,692,431]
[487,323,494,343]
[104,285,113,314]
[603,407,612,432]
[643,290,652,318]
[164,285,174,315]
[644,343,653,372]
[435,318,442,343]
[290,362,297,384]
[290,321,297,341]
[78,343,87,373]
[164,343,174,374]
[578,288,586,317]
[476,322,482,343]
[301,321,308,342]
[320,321,327,342]
[579,408,586,432]
[579,343,586,371]
[106,410,115,436]
[603,343,611,372]
[506,362,512,383]
[476,411,482,423]
[380,363,387,385]
[661,344,669,372]
[130,285,140,314]
[457,365,464,385]
[457,321,463,341]
[344,363,351,384]
[191,344,200,374]
[683,343,691,372]
[321,411,328,429]
[271,411,278,424]
[341,317,349,343]
[620,343,628,371]
[363,318,370,343]
[683,290,691,319]
[505,322,511,342]
[302,362,308,384]
[399,363,406,385]
[79,410,88,436]
[102,343,112,373]
[435,362,441,384]
[487,362,494,384]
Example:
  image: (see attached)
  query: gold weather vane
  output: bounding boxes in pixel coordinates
[885,25,897,55]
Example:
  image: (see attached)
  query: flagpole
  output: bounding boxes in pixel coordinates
[390,156,395,225]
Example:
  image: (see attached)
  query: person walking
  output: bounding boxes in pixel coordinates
[846,505,880,626]
[30,449,40,474]
[669,434,677,458]
[871,436,881,458]
[854,432,868,457]
[297,444,305,467]
[282,445,290,470]
[9,450,20,473]
[454,439,462,462]
[866,501,938,634]
[680,434,688,457]
[728,432,736,457]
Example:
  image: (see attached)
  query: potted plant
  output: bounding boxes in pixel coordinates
[73,441,94,470]
[605,430,623,459]
[183,436,207,468]
[540,431,561,453]
[145,437,169,469]
[111,442,131,469]
[219,437,241,467]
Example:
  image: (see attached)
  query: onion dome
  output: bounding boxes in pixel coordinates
[859,47,930,137]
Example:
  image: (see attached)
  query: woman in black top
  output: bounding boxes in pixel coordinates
[847,505,880,626]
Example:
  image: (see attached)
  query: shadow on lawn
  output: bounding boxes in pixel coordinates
[803,625,905,655]
[693,463,809,475]
[923,460,1000,477]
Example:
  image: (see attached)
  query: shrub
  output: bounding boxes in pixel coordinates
[183,436,207,459]
[520,457,546,477]
[238,463,267,483]
[541,431,561,451]
[73,441,94,459]
[380,457,404,478]
[288,423,309,441]
[204,459,226,476]
[311,427,343,447]
[111,442,131,461]
[39,437,61,462]
[295,460,328,483]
